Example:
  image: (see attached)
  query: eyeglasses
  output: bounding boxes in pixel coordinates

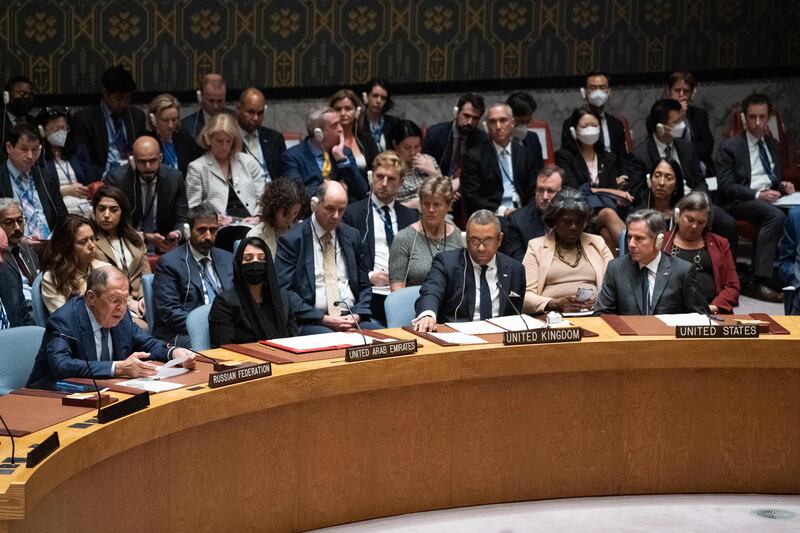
[467,237,498,248]
[42,106,70,119]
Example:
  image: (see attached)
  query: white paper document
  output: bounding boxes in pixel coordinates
[265,332,395,352]
[775,192,800,207]
[656,313,715,327]
[152,354,191,379]
[487,314,546,331]
[117,379,183,393]
[445,320,506,334]
[429,332,488,344]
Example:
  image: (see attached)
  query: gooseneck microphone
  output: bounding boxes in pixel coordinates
[167,343,226,371]
[0,411,15,465]
[495,281,532,331]
[334,300,368,346]
[54,331,103,418]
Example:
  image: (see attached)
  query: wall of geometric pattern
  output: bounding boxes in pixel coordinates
[1,0,798,94]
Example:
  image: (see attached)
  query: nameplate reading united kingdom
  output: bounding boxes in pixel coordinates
[503,326,582,345]
[208,362,272,388]
[675,324,759,339]
[345,339,418,362]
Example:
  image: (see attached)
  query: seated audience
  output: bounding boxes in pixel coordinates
[105,135,187,253]
[666,71,715,176]
[330,89,379,173]
[506,91,545,160]
[522,189,613,314]
[236,87,286,182]
[360,78,400,152]
[209,236,298,346]
[412,210,525,331]
[388,119,442,209]
[502,165,564,261]
[422,93,487,181]
[1,76,35,160]
[27,266,195,390]
[91,185,151,328]
[0,199,40,306]
[147,93,200,175]
[389,175,463,289]
[343,151,419,324]
[41,214,109,314]
[246,178,308,257]
[181,73,235,140]
[461,102,542,216]
[152,203,234,346]
[275,181,378,335]
[597,209,706,315]
[0,226,33,328]
[281,105,368,203]
[186,113,263,224]
[663,192,740,314]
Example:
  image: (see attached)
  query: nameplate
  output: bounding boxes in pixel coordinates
[503,327,583,345]
[208,362,272,388]
[345,339,418,362]
[675,324,760,338]
[26,432,59,468]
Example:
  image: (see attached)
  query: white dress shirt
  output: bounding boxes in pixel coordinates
[369,193,398,296]
[311,215,355,313]
[746,131,774,195]
[470,254,501,320]
[600,112,611,153]
[493,141,518,213]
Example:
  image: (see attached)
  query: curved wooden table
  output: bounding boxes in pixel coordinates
[2,317,799,532]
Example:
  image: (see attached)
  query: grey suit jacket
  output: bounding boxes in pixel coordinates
[596,252,706,315]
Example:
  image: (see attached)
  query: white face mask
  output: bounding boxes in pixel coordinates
[669,121,686,138]
[577,126,600,145]
[511,124,528,140]
[47,129,68,148]
[587,89,609,108]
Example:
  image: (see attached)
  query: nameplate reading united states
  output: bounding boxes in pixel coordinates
[675,324,759,339]
[345,339,418,362]
[208,362,272,388]
[503,326,582,345]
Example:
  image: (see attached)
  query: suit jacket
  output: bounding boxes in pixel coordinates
[501,202,547,262]
[274,219,372,322]
[104,164,188,236]
[180,108,237,141]
[461,139,542,214]
[0,163,68,231]
[67,105,147,181]
[596,252,707,315]
[93,235,151,301]
[152,244,234,342]
[554,146,619,190]
[186,152,264,216]
[41,144,97,185]
[684,106,715,174]
[26,296,169,389]
[415,249,525,323]
[280,137,368,202]
[208,287,298,346]
[625,136,705,207]
[241,125,287,181]
[522,232,613,313]
[0,258,33,326]
[159,128,203,176]
[369,113,401,148]
[561,112,627,162]
[421,121,487,176]
[7,241,40,286]
[715,132,782,206]
[342,197,418,272]
[354,127,380,172]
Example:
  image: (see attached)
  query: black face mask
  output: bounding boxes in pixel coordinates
[7,97,34,117]
[241,261,266,285]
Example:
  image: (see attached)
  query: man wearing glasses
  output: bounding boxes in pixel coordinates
[413,210,525,332]
[0,198,39,308]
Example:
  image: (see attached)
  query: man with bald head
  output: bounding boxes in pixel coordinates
[0,226,33,329]
[27,265,196,390]
[236,87,286,182]
[182,73,236,140]
[105,135,188,253]
[275,180,378,334]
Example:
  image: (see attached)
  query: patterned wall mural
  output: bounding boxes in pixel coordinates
[1,0,798,94]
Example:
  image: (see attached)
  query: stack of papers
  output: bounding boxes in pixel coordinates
[428,332,487,344]
[117,379,183,393]
[656,313,715,327]
[445,321,506,334]
[487,315,546,331]
[262,332,395,353]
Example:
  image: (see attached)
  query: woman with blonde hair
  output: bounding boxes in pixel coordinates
[146,93,200,174]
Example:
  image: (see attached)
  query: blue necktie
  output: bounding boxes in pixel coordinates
[479,265,491,320]
[641,267,651,315]
[381,205,394,246]
[100,328,111,361]
[201,258,220,303]
[0,299,9,329]
[757,139,778,188]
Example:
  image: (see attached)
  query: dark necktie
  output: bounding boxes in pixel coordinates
[641,267,651,315]
[112,113,130,158]
[0,298,9,329]
[200,258,220,302]
[100,328,111,361]
[142,182,156,233]
[664,144,673,160]
[757,139,778,188]
[479,265,491,320]
[381,205,394,246]
[451,136,462,178]
[11,246,34,285]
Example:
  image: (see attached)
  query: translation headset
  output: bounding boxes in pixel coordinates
[569,126,577,141]
[360,170,374,245]
[452,248,469,320]
[452,105,459,119]
[361,92,369,106]
[2,91,9,105]
[149,113,157,128]
[655,232,665,249]
[313,127,324,143]
[579,87,586,100]
[656,123,667,137]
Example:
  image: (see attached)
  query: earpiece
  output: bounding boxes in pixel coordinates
[579,88,587,100]
[183,222,191,240]
[361,92,368,105]
[313,127,324,143]
[570,127,577,141]
[674,206,681,220]
[453,106,459,119]
[740,112,746,126]
[655,232,665,249]
[263,104,268,114]
[482,120,488,133]
[646,173,651,189]
[37,125,45,138]
[355,106,362,119]
[656,123,665,136]
[2,91,8,105]
[149,113,157,128]
[128,155,135,168]
[367,169,373,187]
[196,89,202,105]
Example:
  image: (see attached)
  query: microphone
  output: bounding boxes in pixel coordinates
[54,331,103,418]
[496,281,532,331]
[167,343,228,371]
[334,300,368,346]
[0,411,15,466]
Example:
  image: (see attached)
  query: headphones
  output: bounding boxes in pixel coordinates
[655,232,665,249]
[656,123,667,137]
[37,125,46,138]
[579,88,586,100]
[2,91,8,105]
[128,155,135,167]
[452,106,459,119]
[196,89,203,105]
[313,127,324,143]
[569,126,577,141]
[361,91,369,105]
[739,112,746,126]
[149,113,158,128]
[453,248,469,320]
[646,173,651,189]
[183,222,191,240]
[673,206,681,220]
[366,169,373,187]
[355,106,362,119]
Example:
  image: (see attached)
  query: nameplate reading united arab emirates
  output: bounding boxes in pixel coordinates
[208,362,272,388]
[345,339,418,362]
[675,324,759,339]
[503,326,582,345]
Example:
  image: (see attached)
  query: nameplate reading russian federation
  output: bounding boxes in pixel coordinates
[208,362,272,388]
[675,324,759,339]
[503,326,582,345]
[345,339,418,362]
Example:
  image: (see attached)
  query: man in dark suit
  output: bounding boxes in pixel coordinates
[181,73,235,141]
[0,124,67,240]
[275,180,377,335]
[506,91,545,161]
[152,203,234,346]
[561,71,627,162]
[667,71,716,176]
[716,93,793,302]
[0,199,40,309]
[501,165,564,261]
[342,151,418,324]
[27,266,196,390]
[105,135,187,253]
[421,93,487,179]
[413,210,526,331]
[66,65,146,181]
[1,76,35,160]
[597,210,706,315]
[281,105,368,203]
[461,103,543,217]
[0,226,32,328]
[236,87,286,182]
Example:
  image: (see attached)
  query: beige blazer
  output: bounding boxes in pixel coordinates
[42,259,110,314]
[522,231,613,313]
[186,151,264,216]
[246,222,278,258]
[93,235,151,301]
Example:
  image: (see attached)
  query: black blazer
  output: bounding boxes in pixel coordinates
[355,126,380,172]
[422,121,487,176]
[0,257,33,326]
[67,105,147,181]
[0,163,67,231]
[180,108,237,141]
[500,202,547,262]
[554,146,619,190]
[625,136,705,207]
[715,132,782,206]
[561,112,627,162]
[240,125,287,180]
[461,139,542,214]
[209,287,298,346]
[160,128,203,176]
[342,198,419,272]
[104,164,189,236]
[684,106,715,174]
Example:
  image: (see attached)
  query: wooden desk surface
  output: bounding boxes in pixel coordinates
[2,317,800,532]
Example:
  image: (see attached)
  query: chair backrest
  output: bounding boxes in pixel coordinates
[186,303,213,352]
[384,286,422,328]
[620,115,634,154]
[528,120,554,165]
[283,132,302,149]
[215,225,251,253]
[141,274,155,334]
[0,325,45,395]
[618,228,627,256]
[31,273,49,327]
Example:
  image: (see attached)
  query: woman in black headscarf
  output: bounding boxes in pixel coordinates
[209,236,297,345]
